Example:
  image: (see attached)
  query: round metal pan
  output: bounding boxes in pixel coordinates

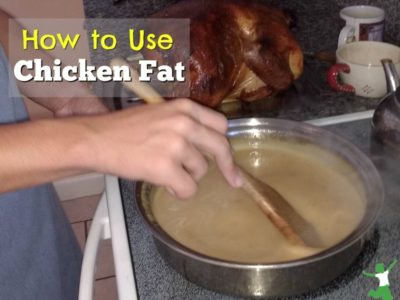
[134,118,384,298]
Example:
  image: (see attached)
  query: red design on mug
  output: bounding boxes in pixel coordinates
[327,63,356,93]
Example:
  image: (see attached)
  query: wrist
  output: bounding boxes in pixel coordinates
[69,114,114,174]
[38,117,100,173]
[70,117,102,172]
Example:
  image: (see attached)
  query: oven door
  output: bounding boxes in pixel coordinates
[79,175,137,300]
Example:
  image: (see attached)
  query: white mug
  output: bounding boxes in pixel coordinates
[338,5,385,48]
[327,41,400,98]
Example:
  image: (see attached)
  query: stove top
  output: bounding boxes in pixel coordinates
[120,118,400,299]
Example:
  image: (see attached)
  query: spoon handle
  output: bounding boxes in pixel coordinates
[110,58,165,104]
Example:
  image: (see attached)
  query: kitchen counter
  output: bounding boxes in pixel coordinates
[104,56,381,122]
[120,118,400,299]
[214,58,380,121]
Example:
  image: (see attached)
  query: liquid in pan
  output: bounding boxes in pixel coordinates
[150,137,366,263]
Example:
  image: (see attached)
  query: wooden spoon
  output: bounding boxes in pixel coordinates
[110,58,319,247]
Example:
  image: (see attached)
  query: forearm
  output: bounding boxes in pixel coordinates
[0,118,94,194]
[0,100,240,198]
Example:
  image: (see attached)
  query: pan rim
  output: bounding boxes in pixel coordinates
[134,117,384,270]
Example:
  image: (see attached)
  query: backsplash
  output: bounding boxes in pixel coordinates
[266,0,399,52]
[83,0,400,53]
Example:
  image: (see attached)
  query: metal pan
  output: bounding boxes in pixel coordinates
[134,118,384,298]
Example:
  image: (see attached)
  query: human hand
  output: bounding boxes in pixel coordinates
[85,98,242,198]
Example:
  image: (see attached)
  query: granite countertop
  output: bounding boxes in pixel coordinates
[120,119,400,299]
[214,58,381,121]
[104,55,381,121]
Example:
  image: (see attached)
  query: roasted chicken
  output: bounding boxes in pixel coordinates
[146,0,303,107]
